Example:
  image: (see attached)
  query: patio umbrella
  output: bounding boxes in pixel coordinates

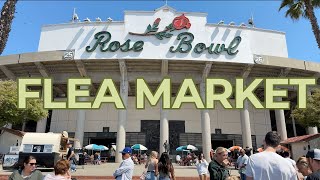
[176,146,184,151]
[97,145,109,151]
[182,144,198,151]
[228,146,242,151]
[131,144,148,151]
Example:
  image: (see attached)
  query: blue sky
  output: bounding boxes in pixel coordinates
[1,1,319,62]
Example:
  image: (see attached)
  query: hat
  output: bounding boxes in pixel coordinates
[306,149,320,160]
[120,147,132,154]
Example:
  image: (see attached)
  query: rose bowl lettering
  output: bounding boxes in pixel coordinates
[86,31,241,56]
[169,32,241,55]
[86,31,144,53]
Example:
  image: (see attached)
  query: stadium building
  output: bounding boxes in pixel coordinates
[0,6,319,162]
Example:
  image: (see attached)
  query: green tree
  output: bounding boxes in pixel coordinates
[291,89,320,128]
[279,0,320,48]
[0,0,18,55]
[0,80,48,127]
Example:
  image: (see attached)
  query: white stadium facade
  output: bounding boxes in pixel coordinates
[1,6,319,162]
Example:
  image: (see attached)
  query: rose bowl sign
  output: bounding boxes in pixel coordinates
[85,14,241,56]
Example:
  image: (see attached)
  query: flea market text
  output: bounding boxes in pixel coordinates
[18,78,315,110]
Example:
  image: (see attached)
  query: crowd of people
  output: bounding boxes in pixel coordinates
[113,131,320,180]
[6,131,320,180]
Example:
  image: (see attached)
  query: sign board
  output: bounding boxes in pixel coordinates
[23,144,53,153]
[9,146,20,154]
[3,154,19,167]
[38,7,288,63]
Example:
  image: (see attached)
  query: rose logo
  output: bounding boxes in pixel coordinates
[129,14,192,40]
[172,14,191,30]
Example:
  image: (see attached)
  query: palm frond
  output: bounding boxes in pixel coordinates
[312,0,320,7]
[285,1,305,20]
[279,0,295,11]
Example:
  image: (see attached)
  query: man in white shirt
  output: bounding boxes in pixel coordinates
[245,131,297,180]
[113,147,134,180]
[239,149,249,180]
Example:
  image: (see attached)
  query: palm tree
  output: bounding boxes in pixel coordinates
[0,0,18,55]
[279,0,320,48]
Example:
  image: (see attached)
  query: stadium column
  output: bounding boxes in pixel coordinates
[75,86,88,149]
[36,117,47,133]
[37,86,47,133]
[200,82,212,162]
[160,60,169,155]
[307,90,318,134]
[160,99,169,155]
[116,60,128,163]
[240,98,253,149]
[275,96,288,140]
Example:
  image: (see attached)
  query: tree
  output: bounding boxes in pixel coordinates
[291,89,320,128]
[0,80,48,127]
[0,0,18,55]
[279,0,320,48]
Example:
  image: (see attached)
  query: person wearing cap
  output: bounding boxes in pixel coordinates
[113,147,134,180]
[306,149,320,180]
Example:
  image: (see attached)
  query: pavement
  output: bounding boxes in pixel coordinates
[0,163,240,180]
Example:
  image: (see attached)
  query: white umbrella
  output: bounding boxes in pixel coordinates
[183,144,198,151]
[131,144,148,151]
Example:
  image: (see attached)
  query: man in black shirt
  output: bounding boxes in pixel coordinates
[306,149,320,180]
[67,142,76,172]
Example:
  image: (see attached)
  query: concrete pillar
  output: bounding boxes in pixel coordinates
[36,118,47,133]
[240,99,253,149]
[200,82,212,162]
[74,86,88,149]
[159,99,169,155]
[291,116,297,137]
[115,80,128,163]
[22,122,26,132]
[306,90,318,134]
[275,97,287,140]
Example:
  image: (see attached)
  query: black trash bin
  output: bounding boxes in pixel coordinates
[78,154,85,165]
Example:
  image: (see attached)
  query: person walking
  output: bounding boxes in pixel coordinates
[145,151,158,180]
[66,142,76,172]
[113,147,134,180]
[238,149,249,180]
[245,131,297,180]
[156,152,176,180]
[195,153,209,180]
[306,149,320,180]
[208,147,230,180]
[9,155,43,180]
[44,159,72,180]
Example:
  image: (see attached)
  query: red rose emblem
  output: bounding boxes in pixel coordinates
[172,14,191,30]
[154,18,161,25]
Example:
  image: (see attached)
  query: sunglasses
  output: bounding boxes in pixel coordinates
[28,163,37,166]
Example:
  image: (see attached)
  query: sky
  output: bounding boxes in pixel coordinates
[1,0,320,62]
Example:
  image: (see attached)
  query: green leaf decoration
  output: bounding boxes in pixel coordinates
[145,24,152,33]
[164,33,173,38]
[155,32,163,40]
